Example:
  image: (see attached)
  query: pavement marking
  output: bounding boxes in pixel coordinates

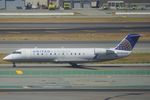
[16,70,24,75]
[8,31,21,34]
[116,12,150,15]
[0,13,75,16]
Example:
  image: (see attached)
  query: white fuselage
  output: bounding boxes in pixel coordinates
[3,34,140,67]
[3,48,131,63]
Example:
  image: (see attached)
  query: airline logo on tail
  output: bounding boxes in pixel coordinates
[115,34,140,51]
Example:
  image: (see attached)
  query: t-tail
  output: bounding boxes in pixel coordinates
[115,34,141,51]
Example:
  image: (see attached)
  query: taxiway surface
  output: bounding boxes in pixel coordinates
[0,65,150,100]
[0,91,149,100]
[0,22,150,33]
[0,65,150,90]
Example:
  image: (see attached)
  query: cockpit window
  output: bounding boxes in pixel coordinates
[12,51,22,54]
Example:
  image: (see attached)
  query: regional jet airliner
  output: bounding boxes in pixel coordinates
[3,34,140,67]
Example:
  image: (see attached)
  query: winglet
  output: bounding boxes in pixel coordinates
[115,34,141,51]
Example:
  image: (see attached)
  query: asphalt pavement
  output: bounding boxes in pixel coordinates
[0,64,150,100]
[0,91,149,100]
[0,22,150,33]
[0,22,150,29]
[0,65,150,89]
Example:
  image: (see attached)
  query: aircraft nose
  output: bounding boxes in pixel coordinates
[3,55,13,61]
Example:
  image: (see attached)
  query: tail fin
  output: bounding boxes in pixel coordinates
[115,34,140,51]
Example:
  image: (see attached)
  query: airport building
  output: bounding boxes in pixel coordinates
[61,0,100,8]
[56,0,150,9]
[0,0,99,10]
[101,0,150,10]
[25,0,48,9]
[0,0,150,10]
[0,0,25,10]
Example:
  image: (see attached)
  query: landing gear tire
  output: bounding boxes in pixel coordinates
[69,63,80,67]
[13,62,16,68]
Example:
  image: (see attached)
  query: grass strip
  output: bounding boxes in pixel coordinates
[0,32,149,41]
[0,17,150,23]
[102,53,150,64]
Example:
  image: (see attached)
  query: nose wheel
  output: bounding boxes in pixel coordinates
[13,62,16,67]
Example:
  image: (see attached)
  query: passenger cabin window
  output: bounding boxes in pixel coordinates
[12,51,21,54]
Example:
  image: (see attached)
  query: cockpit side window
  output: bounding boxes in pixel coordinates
[12,51,22,54]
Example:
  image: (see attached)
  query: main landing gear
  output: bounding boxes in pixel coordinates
[69,63,80,68]
[13,62,16,68]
